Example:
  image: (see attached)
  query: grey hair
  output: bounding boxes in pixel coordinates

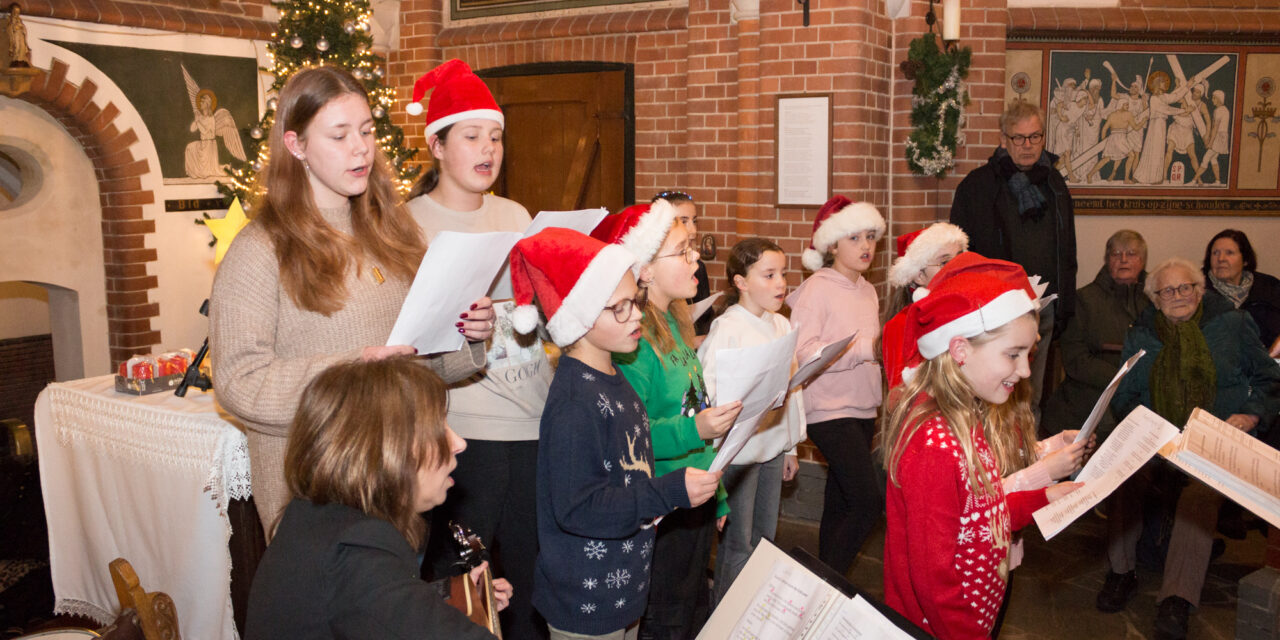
[1104,229,1148,264]
[1000,101,1044,135]
[1144,257,1205,304]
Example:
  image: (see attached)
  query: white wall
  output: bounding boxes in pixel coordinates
[0,98,109,377]
[0,281,50,339]
[1076,215,1280,284]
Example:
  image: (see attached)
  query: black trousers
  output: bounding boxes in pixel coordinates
[806,417,883,575]
[425,439,545,640]
[641,500,716,640]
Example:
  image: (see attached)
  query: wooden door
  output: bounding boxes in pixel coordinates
[480,64,632,215]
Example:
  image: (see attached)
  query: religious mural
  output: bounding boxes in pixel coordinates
[1006,44,1280,215]
[50,40,258,184]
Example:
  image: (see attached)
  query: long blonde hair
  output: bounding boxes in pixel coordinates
[640,298,695,357]
[883,313,1038,495]
[255,66,425,315]
[284,357,450,548]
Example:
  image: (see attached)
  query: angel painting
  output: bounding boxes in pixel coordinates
[181,64,245,179]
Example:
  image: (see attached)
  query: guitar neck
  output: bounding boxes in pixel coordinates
[482,566,502,639]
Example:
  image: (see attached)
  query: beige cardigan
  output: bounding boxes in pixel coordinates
[210,207,484,533]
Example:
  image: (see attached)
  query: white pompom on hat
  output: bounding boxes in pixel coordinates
[508,228,638,347]
[589,200,678,276]
[405,59,504,138]
[887,222,970,288]
[801,195,886,272]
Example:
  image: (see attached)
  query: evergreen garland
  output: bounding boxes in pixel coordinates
[904,35,972,178]
[215,0,419,207]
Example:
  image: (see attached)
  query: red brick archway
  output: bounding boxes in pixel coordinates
[20,58,161,366]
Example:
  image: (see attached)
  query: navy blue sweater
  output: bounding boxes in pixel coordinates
[533,356,690,635]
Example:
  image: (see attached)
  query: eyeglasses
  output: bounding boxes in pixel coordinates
[1109,249,1141,259]
[1155,283,1199,300]
[654,190,693,202]
[1004,131,1045,146]
[654,246,699,265]
[606,288,648,323]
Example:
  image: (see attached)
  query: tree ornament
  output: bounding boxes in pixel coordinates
[343,20,356,34]
[249,126,264,140]
[359,21,371,33]
[352,68,365,80]
[266,97,278,111]
[372,66,384,79]
[251,159,263,171]
[315,37,330,52]
[289,35,303,48]
[372,106,385,119]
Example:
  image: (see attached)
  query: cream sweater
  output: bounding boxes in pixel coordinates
[210,205,485,530]
[407,193,551,441]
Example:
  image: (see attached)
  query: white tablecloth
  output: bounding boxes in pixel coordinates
[35,375,250,640]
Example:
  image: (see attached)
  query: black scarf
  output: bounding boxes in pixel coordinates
[993,148,1052,219]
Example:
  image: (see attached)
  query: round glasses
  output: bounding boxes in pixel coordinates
[1155,283,1198,300]
[606,288,648,323]
[654,246,699,265]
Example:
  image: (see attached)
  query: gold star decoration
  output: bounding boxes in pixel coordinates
[205,197,249,265]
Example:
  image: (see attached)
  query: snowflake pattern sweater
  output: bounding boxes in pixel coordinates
[533,356,690,635]
[883,413,1049,640]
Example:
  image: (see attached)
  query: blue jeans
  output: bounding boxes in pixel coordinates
[713,454,786,605]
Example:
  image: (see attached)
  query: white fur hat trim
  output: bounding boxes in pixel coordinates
[887,223,970,288]
[802,202,885,272]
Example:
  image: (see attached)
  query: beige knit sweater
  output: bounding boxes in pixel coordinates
[210,205,485,533]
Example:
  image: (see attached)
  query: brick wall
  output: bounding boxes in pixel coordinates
[0,335,55,429]
[18,0,273,38]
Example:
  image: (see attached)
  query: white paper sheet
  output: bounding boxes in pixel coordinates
[1074,349,1146,444]
[1163,408,1280,529]
[387,230,523,354]
[692,292,725,321]
[488,208,610,299]
[727,557,834,640]
[709,331,800,472]
[789,332,857,391]
[805,595,917,640]
[1034,405,1180,539]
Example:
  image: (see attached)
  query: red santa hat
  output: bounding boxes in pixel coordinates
[887,222,970,288]
[589,200,678,275]
[801,195,886,272]
[405,59,504,138]
[508,228,638,347]
[887,252,1045,385]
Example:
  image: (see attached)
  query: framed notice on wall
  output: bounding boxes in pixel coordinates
[775,94,833,207]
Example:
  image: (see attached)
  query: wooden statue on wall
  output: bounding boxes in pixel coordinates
[6,3,31,68]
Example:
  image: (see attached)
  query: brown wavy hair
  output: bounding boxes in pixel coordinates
[284,357,451,549]
[255,66,425,315]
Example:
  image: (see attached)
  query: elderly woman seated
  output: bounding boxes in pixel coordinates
[1096,257,1280,640]
[1042,229,1150,439]
[1203,229,1280,348]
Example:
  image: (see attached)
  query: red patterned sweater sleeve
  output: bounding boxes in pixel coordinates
[896,422,989,640]
[1006,488,1049,531]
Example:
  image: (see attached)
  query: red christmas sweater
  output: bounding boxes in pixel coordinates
[883,414,1048,640]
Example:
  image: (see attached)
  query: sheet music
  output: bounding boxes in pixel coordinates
[387,230,523,354]
[804,595,917,640]
[1074,349,1146,444]
[708,331,800,472]
[1034,405,1180,540]
[488,208,610,299]
[727,559,834,640]
[788,332,857,391]
[1162,408,1280,529]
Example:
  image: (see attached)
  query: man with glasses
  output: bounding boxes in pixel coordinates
[950,101,1078,426]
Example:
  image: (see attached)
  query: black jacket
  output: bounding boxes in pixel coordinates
[1207,270,1280,349]
[246,499,497,640]
[950,149,1077,329]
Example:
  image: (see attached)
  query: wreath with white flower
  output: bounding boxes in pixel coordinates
[902,35,972,178]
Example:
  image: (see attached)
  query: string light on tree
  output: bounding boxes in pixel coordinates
[214,0,421,208]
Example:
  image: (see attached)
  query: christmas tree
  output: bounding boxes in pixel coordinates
[217,0,420,205]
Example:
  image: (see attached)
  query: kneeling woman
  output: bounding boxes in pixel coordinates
[246,358,511,639]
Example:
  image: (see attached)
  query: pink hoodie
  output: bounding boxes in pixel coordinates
[786,267,883,422]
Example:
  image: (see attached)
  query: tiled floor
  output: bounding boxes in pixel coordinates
[772,510,1267,639]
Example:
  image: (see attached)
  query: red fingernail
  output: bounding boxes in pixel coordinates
[455,322,463,327]
[470,303,478,310]
[412,348,419,355]
[460,312,469,319]
[458,328,466,334]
